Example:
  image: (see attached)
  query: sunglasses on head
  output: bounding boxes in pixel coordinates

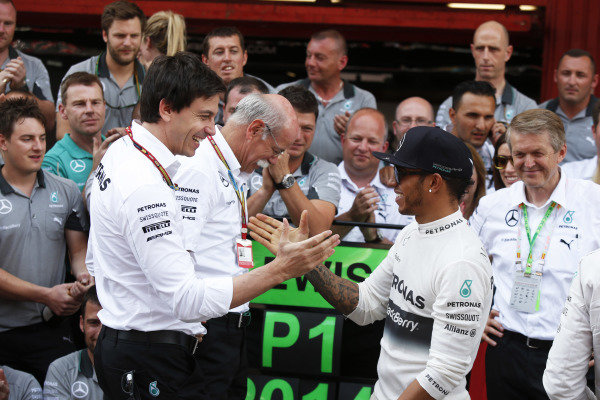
[494,155,514,170]
[394,167,432,183]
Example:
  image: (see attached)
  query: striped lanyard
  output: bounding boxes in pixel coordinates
[516,201,559,276]
[207,135,248,239]
[126,126,178,191]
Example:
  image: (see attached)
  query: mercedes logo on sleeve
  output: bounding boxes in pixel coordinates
[71,381,89,398]
[0,199,12,214]
[505,209,519,227]
[70,159,86,173]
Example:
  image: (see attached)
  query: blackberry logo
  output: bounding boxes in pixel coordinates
[142,220,170,233]
[181,205,197,213]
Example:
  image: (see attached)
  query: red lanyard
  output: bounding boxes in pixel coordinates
[126,126,178,191]
[206,135,248,239]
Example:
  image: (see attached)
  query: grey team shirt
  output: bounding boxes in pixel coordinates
[436,82,537,131]
[539,97,598,163]
[247,152,341,219]
[277,79,377,164]
[1,47,53,102]
[44,350,104,400]
[1,365,42,400]
[0,169,88,331]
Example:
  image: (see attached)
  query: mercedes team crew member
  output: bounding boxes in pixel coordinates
[174,92,301,399]
[88,53,340,400]
[250,126,493,399]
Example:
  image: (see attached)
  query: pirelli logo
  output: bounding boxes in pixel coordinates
[181,205,197,213]
[142,220,171,233]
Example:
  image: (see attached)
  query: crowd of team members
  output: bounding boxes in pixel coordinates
[0,0,599,398]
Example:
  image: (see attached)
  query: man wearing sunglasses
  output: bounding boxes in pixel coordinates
[470,109,600,400]
[250,126,493,400]
[56,1,146,140]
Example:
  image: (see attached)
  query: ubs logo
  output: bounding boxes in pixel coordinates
[0,199,12,214]
[70,159,86,173]
[505,209,519,227]
[71,381,89,398]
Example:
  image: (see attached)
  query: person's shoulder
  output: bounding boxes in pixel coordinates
[2,365,40,388]
[566,176,600,204]
[312,155,339,173]
[537,98,552,109]
[42,169,79,193]
[477,184,517,212]
[15,50,46,69]
[47,350,80,373]
[350,83,375,100]
[275,79,304,92]
[64,56,97,76]
[44,138,70,158]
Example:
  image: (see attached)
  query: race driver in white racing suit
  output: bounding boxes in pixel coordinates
[249,126,493,399]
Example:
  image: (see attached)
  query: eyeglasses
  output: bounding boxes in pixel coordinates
[494,155,514,170]
[394,167,432,183]
[396,117,433,127]
[264,122,285,156]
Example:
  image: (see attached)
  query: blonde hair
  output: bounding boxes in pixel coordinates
[143,11,187,56]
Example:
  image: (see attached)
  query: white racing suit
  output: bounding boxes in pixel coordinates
[347,210,493,399]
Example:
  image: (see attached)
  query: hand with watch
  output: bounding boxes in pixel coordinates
[268,151,296,190]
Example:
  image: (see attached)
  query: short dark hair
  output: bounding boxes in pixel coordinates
[310,29,347,56]
[451,80,496,110]
[140,52,225,123]
[202,26,245,57]
[81,286,100,319]
[443,176,473,202]
[60,72,104,105]
[278,85,319,119]
[0,98,46,139]
[559,48,596,74]
[224,76,269,106]
[101,0,146,33]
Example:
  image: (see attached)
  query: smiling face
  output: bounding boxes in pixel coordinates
[555,55,598,107]
[103,18,142,66]
[305,38,347,85]
[80,301,102,354]
[394,170,426,216]
[497,142,519,187]
[60,83,105,138]
[0,2,16,54]
[510,130,566,190]
[0,117,45,175]
[450,93,496,148]
[342,111,388,176]
[202,35,247,86]
[287,111,316,160]
[168,95,220,157]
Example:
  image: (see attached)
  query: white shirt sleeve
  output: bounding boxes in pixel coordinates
[543,260,593,400]
[416,259,491,399]
[123,183,233,322]
[347,241,397,325]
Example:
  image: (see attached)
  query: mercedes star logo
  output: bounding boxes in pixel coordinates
[71,381,89,399]
[70,159,86,173]
[505,209,519,227]
[0,199,12,215]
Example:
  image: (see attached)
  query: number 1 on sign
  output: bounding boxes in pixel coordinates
[308,316,336,373]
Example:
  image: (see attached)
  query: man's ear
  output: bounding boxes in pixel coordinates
[158,99,173,122]
[246,119,265,140]
[0,134,8,151]
[102,30,108,44]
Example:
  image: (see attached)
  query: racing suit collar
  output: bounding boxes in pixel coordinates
[417,209,465,236]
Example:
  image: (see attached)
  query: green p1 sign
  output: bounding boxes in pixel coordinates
[262,310,343,376]
[251,242,389,309]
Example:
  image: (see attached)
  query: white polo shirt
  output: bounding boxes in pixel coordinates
[337,162,413,243]
[561,155,598,181]
[88,121,233,336]
[174,126,251,314]
[470,171,600,340]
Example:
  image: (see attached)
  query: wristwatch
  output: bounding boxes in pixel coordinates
[275,174,295,190]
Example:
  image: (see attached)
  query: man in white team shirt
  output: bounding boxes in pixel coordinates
[250,126,493,399]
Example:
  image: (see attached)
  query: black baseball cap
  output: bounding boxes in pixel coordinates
[374,126,473,179]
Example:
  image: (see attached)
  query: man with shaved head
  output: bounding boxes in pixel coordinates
[436,20,536,132]
[277,29,377,164]
[391,96,435,150]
